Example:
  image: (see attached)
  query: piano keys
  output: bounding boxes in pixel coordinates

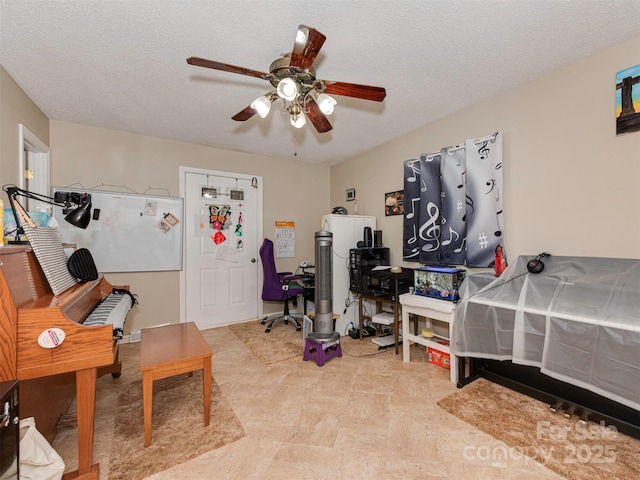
[0,245,135,480]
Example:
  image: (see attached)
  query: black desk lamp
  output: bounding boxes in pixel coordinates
[2,184,92,244]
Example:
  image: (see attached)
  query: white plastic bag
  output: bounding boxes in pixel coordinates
[16,417,65,480]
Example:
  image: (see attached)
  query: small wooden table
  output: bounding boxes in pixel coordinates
[140,322,213,447]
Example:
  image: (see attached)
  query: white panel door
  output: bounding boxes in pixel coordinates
[183,170,261,329]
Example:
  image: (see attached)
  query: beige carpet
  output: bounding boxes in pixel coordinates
[228,318,304,365]
[108,371,245,480]
[438,378,640,480]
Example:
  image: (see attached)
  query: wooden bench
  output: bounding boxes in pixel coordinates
[139,322,213,447]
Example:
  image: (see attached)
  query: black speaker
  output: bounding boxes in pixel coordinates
[363,227,372,247]
[373,230,383,247]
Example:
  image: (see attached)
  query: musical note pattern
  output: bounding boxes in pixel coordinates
[418,153,442,263]
[402,132,505,268]
[402,159,421,260]
[465,132,504,267]
[440,146,467,264]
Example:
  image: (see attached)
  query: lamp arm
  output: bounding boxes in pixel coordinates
[2,184,65,208]
[2,184,41,241]
[2,184,91,242]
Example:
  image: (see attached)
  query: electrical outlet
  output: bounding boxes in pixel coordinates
[129,331,141,342]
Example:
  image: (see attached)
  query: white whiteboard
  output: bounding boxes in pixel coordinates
[52,187,183,273]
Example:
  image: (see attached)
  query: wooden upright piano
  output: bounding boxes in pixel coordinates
[0,245,133,480]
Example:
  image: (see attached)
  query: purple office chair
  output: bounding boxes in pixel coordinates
[259,238,305,333]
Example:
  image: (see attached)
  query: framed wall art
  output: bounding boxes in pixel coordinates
[616,64,640,135]
[385,190,404,216]
[346,188,356,202]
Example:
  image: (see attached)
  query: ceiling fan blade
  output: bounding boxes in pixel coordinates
[187,57,268,79]
[290,25,326,70]
[232,105,258,121]
[305,97,333,133]
[322,81,387,102]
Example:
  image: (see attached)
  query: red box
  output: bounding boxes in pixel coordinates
[427,342,450,369]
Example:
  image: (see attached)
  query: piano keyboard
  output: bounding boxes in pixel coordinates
[84,291,136,339]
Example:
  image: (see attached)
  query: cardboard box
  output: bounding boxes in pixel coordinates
[427,342,451,369]
[414,266,465,302]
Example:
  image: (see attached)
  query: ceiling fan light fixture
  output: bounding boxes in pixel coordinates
[187,25,385,134]
[250,95,271,118]
[291,112,306,129]
[295,28,308,47]
[316,93,337,115]
[277,77,298,101]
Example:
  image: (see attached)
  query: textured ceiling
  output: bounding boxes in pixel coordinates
[1,0,639,165]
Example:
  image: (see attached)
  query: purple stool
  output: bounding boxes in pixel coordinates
[303,337,342,367]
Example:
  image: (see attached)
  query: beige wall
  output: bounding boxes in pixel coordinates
[50,121,330,332]
[0,65,49,187]
[330,36,640,265]
[2,35,639,334]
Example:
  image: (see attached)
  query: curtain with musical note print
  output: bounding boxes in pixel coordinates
[402,132,504,268]
[402,158,422,261]
[418,153,442,263]
[465,133,504,266]
[441,145,467,264]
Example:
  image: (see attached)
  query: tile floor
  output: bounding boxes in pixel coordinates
[53,324,565,479]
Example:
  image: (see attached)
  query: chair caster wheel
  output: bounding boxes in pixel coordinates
[265,328,271,333]
[112,372,121,379]
[296,326,301,331]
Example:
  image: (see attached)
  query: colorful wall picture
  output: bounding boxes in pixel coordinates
[385,190,404,216]
[616,64,640,135]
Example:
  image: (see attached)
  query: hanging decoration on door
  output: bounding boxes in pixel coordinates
[209,205,231,230]
[235,205,243,237]
[235,204,244,251]
[215,203,244,260]
[210,204,232,245]
[194,214,211,237]
[212,230,226,245]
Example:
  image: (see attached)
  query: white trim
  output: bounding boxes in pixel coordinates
[18,124,51,212]
[178,166,264,325]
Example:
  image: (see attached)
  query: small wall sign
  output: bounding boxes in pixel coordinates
[346,188,356,202]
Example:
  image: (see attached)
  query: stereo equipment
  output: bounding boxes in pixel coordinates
[373,230,383,248]
[363,226,373,247]
[349,247,390,293]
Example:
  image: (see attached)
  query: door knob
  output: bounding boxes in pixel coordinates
[251,258,256,263]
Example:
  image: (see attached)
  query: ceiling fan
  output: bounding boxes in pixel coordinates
[186,25,386,133]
